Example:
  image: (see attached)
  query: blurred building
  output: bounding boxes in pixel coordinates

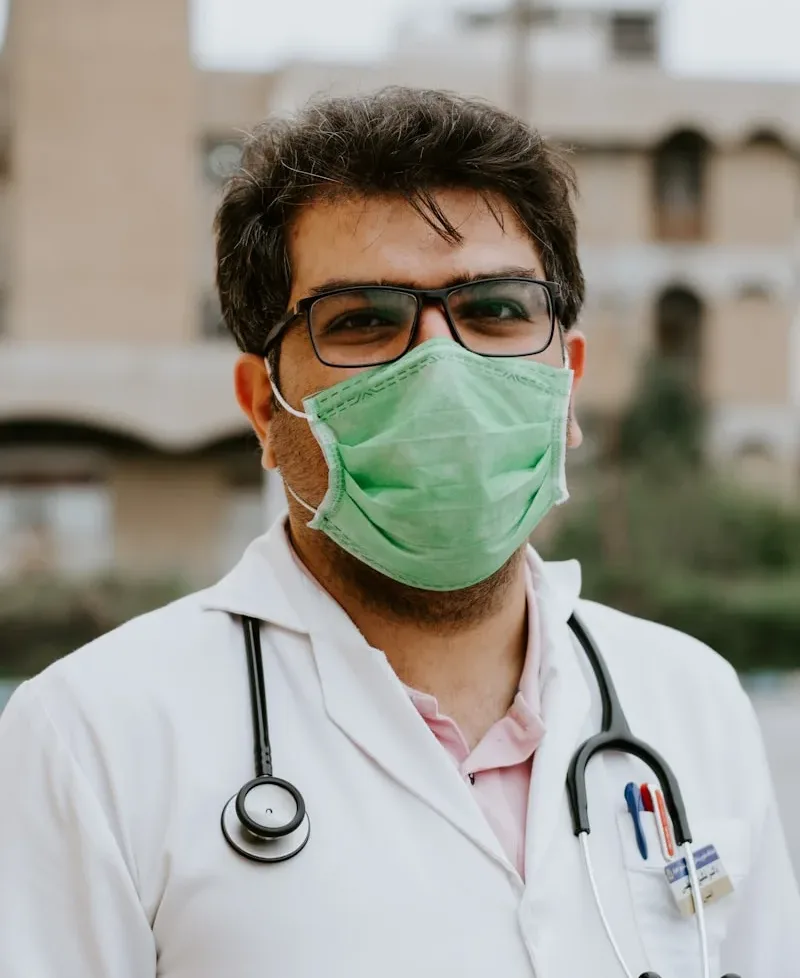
[0,0,798,585]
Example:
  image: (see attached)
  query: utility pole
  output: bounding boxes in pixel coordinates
[463,0,539,119]
[508,0,534,120]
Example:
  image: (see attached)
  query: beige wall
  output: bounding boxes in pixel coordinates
[7,0,195,344]
[582,293,796,416]
[572,150,652,246]
[0,9,797,566]
[111,458,227,582]
[709,144,799,247]
[575,142,800,251]
[577,288,658,413]
[704,296,792,405]
[197,183,222,301]
[0,180,11,301]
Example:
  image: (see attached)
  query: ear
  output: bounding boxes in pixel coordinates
[564,330,586,450]
[234,354,278,469]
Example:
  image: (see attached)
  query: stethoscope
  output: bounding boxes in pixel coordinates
[220,618,311,862]
[221,613,740,978]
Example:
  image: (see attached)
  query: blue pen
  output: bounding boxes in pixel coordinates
[624,782,648,860]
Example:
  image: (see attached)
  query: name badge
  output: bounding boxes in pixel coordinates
[664,844,734,917]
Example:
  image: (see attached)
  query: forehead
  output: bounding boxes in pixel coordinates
[286,190,543,301]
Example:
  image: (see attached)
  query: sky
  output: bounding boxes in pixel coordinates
[1,0,798,81]
[189,0,800,80]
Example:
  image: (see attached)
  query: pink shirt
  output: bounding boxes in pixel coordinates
[404,568,545,878]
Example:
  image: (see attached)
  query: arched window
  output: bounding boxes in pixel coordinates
[653,131,709,241]
[200,292,228,340]
[0,442,113,578]
[744,128,789,151]
[202,137,243,186]
[655,286,703,386]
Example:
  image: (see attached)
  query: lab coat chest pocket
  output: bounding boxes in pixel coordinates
[616,813,750,976]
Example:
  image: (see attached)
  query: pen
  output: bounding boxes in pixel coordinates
[640,782,676,860]
[624,782,648,860]
[652,785,676,859]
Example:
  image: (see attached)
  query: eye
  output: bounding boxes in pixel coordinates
[467,299,529,320]
[321,309,404,335]
[456,298,533,325]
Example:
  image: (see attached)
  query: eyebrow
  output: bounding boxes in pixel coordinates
[306,266,545,297]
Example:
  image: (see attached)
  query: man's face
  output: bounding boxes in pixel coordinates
[238,189,584,511]
[235,189,586,606]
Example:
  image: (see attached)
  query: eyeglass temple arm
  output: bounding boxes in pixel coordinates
[262,313,296,354]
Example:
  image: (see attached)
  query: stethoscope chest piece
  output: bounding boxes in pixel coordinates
[221,776,311,863]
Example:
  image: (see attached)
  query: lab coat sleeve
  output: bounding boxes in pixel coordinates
[0,680,156,977]
[719,692,800,978]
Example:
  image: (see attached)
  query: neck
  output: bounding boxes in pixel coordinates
[288,514,530,748]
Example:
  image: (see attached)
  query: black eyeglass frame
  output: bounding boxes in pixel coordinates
[261,277,565,368]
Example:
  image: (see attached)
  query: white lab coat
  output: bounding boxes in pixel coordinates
[0,521,797,978]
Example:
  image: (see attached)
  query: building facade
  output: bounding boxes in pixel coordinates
[0,0,798,586]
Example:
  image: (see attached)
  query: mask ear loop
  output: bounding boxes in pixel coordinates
[263,358,310,420]
[284,481,317,516]
[262,359,318,517]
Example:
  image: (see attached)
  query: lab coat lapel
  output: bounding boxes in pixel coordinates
[202,522,507,869]
[309,629,511,872]
[523,556,592,883]
[203,527,592,878]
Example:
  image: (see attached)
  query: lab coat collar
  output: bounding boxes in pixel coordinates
[522,548,594,882]
[199,516,309,634]
[201,521,588,878]
[200,518,584,638]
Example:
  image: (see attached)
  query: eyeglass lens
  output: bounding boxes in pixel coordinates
[308,280,555,367]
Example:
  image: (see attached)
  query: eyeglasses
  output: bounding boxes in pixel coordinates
[263,277,564,368]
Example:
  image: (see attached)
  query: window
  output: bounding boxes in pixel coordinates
[653,132,709,241]
[610,13,658,62]
[203,138,243,185]
[0,479,113,578]
[744,129,788,151]
[737,282,772,302]
[200,292,229,340]
[737,440,772,460]
[655,287,703,387]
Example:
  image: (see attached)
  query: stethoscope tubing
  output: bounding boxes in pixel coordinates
[227,611,734,978]
[565,613,692,847]
[243,617,273,779]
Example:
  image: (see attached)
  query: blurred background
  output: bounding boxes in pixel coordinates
[0,0,798,866]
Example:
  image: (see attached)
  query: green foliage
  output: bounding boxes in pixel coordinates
[542,468,800,671]
[618,357,706,466]
[541,349,800,670]
[2,345,798,678]
[0,576,187,678]
[649,574,800,672]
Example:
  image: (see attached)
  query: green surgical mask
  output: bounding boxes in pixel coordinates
[269,338,573,591]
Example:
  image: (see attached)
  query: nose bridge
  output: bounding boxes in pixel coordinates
[412,294,456,347]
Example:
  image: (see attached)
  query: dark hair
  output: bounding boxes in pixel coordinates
[215,86,585,360]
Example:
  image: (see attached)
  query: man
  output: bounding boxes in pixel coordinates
[0,88,797,978]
